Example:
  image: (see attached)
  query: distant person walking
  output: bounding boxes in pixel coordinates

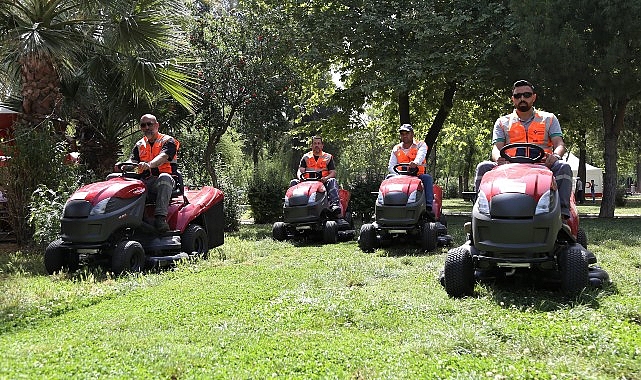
[590,179,597,203]
[575,178,584,204]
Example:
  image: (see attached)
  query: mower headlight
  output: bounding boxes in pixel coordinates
[90,198,110,215]
[535,190,554,215]
[308,192,317,204]
[284,195,290,207]
[376,192,383,205]
[408,189,418,204]
[477,190,490,215]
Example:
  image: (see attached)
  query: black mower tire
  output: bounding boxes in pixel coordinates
[559,246,589,296]
[421,222,438,252]
[272,222,287,241]
[182,223,208,258]
[112,240,145,275]
[45,239,78,274]
[323,220,338,244]
[577,227,588,249]
[439,213,447,227]
[358,223,377,252]
[443,247,475,298]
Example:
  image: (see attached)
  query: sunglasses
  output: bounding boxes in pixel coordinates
[512,92,533,100]
[140,121,155,128]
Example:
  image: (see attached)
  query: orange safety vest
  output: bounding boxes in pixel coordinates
[302,151,332,177]
[393,141,426,174]
[136,133,180,174]
[505,111,554,155]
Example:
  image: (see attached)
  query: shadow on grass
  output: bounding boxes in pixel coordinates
[477,273,618,311]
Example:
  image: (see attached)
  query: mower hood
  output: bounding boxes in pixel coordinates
[479,163,554,203]
[69,177,146,206]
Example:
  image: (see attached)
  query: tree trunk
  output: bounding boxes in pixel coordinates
[425,81,457,156]
[598,99,627,218]
[398,90,411,126]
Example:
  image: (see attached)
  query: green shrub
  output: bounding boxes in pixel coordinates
[444,182,459,199]
[615,186,627,207]
[247,165,289,224]
[346,172,385,223]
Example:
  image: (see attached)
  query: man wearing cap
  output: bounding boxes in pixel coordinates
[291,135,342,215]
[388,124,434,210]
[473,79,573,221]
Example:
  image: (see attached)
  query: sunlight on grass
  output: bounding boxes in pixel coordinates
[0,219,640,378]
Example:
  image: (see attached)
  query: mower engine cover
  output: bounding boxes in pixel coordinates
[478,163,554,205]
[61,177,147,243]
[377,175,423,206]
[285,180,326,207]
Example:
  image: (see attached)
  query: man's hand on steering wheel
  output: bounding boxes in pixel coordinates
[544,152,560,168]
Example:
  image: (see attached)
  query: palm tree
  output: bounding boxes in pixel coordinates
[0,0,199,242]
[1,0,199,172]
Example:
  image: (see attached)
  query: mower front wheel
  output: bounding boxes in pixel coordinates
[559,246,589,296]
[358,223,377,252]
[323,220,338,244]
[44,239,79,274]
[443,247,475,298]
[577,228,588,249]
[182,223,208,258]
[272,222,288,241]
[421,222,438,252]
[112,240,145,275]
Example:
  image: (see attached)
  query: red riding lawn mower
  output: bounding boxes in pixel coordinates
[45,162,225,275]
[441,143,609,297]
[358,164,452,252]
[272,170,355,243]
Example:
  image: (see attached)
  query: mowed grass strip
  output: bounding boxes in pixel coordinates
[0,218,639,378]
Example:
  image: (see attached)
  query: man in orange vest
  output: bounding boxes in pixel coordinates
[387,124,434,210]
[474,80,573,220]
[130,114,179,232]
[291,135,341,215]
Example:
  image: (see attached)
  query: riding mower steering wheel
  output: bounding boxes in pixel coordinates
[500,143,546,164]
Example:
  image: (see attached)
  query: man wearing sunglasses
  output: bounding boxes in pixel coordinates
[130,114,180,233]
[473,80,573,221]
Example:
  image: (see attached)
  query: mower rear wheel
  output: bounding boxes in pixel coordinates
[45,239,78,274]
[272,222,287,241]
[112,240,145,275]
[323,220,338,244]
[182,223,208,258]
[358,223,377,252]
[421,222,438,252]
[577,228,588,249]
[443,247,475,298]
[559,246,589,296]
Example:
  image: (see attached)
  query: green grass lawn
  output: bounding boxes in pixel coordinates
[0,215,640,378]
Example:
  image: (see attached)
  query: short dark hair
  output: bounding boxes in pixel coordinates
[311,135,323,143]
[512,80,535,92]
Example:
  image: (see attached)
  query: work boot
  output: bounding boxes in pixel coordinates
[154,215,170,233]
[331,204,342,216]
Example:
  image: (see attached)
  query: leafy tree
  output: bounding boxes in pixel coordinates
[0,0,198,242]
[512,0,641,217]
[188,1,299,185]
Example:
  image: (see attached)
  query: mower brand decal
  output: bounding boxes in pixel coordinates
[293,187,308,196]
[502,182,527,193]
[387,184,406,192]
[72,191,89,199]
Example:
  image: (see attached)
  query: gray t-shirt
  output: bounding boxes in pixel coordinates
[493,108,562,145]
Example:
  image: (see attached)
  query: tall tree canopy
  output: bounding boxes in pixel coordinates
[512,0,641,217]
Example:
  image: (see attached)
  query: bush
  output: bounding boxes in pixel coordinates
[615,186,627,207]
[346,172,385,223]
[247,165,289,224]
